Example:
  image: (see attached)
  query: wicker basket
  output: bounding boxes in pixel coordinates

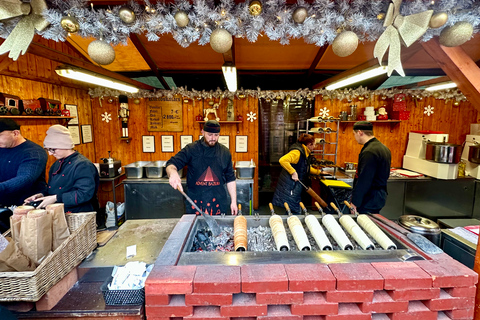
[0,211,97,302]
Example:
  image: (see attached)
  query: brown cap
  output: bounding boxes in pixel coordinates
[353,121,373,131]
[203,120,221,133]
[0,119,20,133]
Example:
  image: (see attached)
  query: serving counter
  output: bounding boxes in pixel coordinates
[123,178,253,219]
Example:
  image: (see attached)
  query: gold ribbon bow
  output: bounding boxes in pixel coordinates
[0,0,50,61]
[374,0,432,77]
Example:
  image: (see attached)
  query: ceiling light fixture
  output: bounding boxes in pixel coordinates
[222,63,237,92]
[55,66,139,93]
[325,66,388,90]
[425,81,457,91]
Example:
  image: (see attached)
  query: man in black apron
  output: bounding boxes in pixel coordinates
[166,120,238,215]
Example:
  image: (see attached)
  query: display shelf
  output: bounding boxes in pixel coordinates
[196,120,242,133]
[340,120,401,133]
[0,115,74,125]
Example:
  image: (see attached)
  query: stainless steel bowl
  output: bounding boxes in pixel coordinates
[425,142,462,164]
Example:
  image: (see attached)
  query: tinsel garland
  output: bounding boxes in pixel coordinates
[88,86,467,103]
[0,0,478,48]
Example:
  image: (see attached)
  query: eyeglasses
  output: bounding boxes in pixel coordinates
[45,148,57,154]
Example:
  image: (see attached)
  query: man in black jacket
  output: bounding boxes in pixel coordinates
[351,121,391,214]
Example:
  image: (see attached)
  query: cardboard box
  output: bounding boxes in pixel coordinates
[391,111,410,120]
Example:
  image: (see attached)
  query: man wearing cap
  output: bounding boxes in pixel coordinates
[350,121,391,214]
[24,125,99,213]
[0,119,47,232]
[166,120,238,215]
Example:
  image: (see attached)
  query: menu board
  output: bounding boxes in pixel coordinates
[147,97,183,132]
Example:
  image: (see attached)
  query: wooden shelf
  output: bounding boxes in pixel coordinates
[196,120,242,133]
[340,120,401,133]
[0,115,74,125]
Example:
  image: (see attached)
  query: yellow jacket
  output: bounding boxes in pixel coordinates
[279,144,321,176]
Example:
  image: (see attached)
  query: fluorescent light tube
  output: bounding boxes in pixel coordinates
[222,64,237,92]
[326,66,388,90]
[56,67,139,93]
[425,81,457,91]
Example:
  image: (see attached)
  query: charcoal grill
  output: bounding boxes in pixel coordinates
[177,215,424,265]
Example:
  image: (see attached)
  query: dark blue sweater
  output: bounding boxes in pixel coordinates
[0,140,47,206]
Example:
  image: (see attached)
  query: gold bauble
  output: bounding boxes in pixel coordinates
[433,92,440,98]
[119,6,136,24]
[358,96,365,101]
[292,7,308,24]
[183,99,189,103]
[175,11,189,27]
[107,98,114,104]
[249,0,262,16]
[332,31,358,57]
[439,21,473,47]
[61,16,80,33]
[209,101,214,106]
[88,40,116,65]
[133,99,140,104]
[322,95,330,101]
[377,12,385,20]
[238,94,246,99]
[454,101,460,106]
[210,28,233,54]
[429,12,448,29]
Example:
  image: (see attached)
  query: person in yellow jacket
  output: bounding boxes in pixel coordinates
[272,134,324,214]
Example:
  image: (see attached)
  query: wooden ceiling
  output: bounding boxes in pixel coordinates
[44,1,480,92]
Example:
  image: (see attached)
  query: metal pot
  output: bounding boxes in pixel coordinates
[425,142,462,164]
[468,144,480,164]
[398,215,441,246]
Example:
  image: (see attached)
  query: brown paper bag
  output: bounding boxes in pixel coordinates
[9,214,24,243]
[19,210,52,266]
[0,240,36,272]
[46,203,70,250]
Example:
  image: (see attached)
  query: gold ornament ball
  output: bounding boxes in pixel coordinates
[332,31,358,57]
[377,12,385,20]
[107,98,114,104]
[119,6,136,24]
[322,95,330,101]
[61,16,80,33]
[175,11,189,27]
[433,92,440,98]
[183,99,189,103]
[133,99,140,104]
[210,28,233,54]
[88,40,116,65]
[439,21,473,47]
[249,0,262,16]
[454,101,460,106]
[238,94,246,99]
[429,12,448,29]
[293,7,308,24]
[358,96,365,101]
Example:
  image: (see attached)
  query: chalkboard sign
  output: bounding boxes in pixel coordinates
[147,97,183,132]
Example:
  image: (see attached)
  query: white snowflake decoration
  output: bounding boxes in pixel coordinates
[101,112,112,123]
[424,105,434,116]
[247,111,257,122]
[319,107,330,117]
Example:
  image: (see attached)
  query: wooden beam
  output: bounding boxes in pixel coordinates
[307,45,328,78]
[0,55,10,72]
[26,41,154,90]
[312,42,422,89]
[421,38,480,108]
[129,33,170,90]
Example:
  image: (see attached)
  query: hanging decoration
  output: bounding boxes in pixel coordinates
[374,0,433,77]
[246,111,257,122]
[439,21,474,47]
[101,112,112,123]
[292,7,308,24]
[0,0,50,61]
[60,15,80,33]
[319,107,330,118]
[174,11,189,28]
[429,12,448,29]
[210,28,233,53]
[118,6,136,25]
[88,39,116,65]
[424,105,434,116]
[249,1,262,16]
[332,31,359,58]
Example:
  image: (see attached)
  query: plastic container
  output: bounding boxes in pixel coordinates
[235,160,256,179]
[101,276,145,305]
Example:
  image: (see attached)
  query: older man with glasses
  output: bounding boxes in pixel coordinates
[0,119,47,232]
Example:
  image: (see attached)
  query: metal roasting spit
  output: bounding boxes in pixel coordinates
[177,214,425,266]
